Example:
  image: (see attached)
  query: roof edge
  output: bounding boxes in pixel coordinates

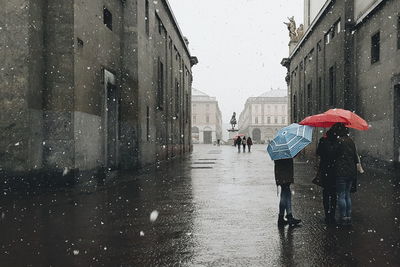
[163,0,192,58]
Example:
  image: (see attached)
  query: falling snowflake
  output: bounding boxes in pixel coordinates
[150,210,159,222]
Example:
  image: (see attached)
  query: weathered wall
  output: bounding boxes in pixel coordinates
[136,0,192,166]
[0,0,45,173]
[354,0,400,161]
[43,0,75,170]
[1,0,195,177]
[73,0,123,170]
[119,0,139,170]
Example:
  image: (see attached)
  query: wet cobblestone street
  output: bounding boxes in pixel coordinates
[1,144,399,266]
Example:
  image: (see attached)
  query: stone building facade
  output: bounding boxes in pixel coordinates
[238,90,288,143]
[0,0,198,178]
[191,89,222,144]
[282,0,400,164]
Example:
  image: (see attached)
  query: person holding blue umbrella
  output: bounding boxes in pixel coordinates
[267,123,313,226]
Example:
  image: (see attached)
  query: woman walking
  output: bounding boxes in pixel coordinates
[247,137,253,152]
[316,128,337,224]
[331,123,358,226]
[242,137,247,152]
[236,136,242,152]
[274,158,302,226]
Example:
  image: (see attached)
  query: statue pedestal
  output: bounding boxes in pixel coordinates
[227,128,239,145]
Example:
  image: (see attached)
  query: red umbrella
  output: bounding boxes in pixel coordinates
[299,113,350,128]
[324,108,369,130]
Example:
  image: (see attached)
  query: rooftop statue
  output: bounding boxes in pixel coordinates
[284,16,297,41]
[284,17,305,42]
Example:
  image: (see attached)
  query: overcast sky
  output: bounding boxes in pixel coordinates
[168,0,303,123]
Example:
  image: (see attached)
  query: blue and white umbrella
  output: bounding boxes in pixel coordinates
[267,123,313,160]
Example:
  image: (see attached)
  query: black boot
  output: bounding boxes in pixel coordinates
[286,214,301,226]
[278,215,288,227]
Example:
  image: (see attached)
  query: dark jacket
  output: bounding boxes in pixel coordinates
[247,138,253,146]
[334,136,358,178]
[316,136,337,188]
[274,158,294,186]
[236,138,242,145]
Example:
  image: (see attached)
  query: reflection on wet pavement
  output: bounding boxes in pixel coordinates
[0,145,399,266]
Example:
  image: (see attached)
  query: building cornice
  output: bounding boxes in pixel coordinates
[355,0,386,27]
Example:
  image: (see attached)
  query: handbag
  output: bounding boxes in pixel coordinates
[356,154,365,174]
[312,168,323,187]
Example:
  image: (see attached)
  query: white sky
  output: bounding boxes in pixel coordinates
[168,0,304,123]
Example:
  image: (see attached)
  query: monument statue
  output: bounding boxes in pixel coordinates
[230,112,237,130]
[283,16,297,41]
[284,17,305,42]
[296,24,304,40]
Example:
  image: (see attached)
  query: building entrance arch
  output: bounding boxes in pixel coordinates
[252,128,261,142]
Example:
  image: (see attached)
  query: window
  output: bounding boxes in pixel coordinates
[156,13,164,34]
[175,79,180,114]
[282,117,286,124]
[206,115,210,123]
[206,104,209,110]
[293,95,297,122]
[398,16,400,49]
[325,32,330,45]
[255,117,259,124]
[77,38,84,48]
[185,94,189,123]
[307,82,312,115]
[193,115,196,124]
[318,77,322,111]
[329,65,336,106]
[336,20,341,34]
[317,40,322,52]
[274,106,278,112]
[267,117,271,124]
[157,59,164,109]
[371,31,380,64]
[103,7,112,30]
[146,106,150,141]
[145,0,149,35]
[274,117,278,124]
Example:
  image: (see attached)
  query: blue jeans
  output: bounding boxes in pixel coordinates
[336,176,354,218]
[279,184,292,216]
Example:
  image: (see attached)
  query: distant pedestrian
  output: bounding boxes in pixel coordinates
[274,158,302,227]
[217,139,221,146]
[316,128,337,224]
[236,137,242,152]
[247,137,253,152]
[242,137,247,152]
[331,123,358,226]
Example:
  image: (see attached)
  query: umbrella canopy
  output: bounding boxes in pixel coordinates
[324,108,369,130]
[267,123,313,160]
[233,134,245,139]
[299,113,350,128]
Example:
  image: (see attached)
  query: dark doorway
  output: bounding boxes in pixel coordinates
[252,128,261,143]
[203,131,212,144]
[394,84,400,164]
[104,70,118,169]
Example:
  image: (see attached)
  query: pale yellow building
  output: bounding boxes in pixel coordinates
[191,89,222,144]
[238,89,288,143]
